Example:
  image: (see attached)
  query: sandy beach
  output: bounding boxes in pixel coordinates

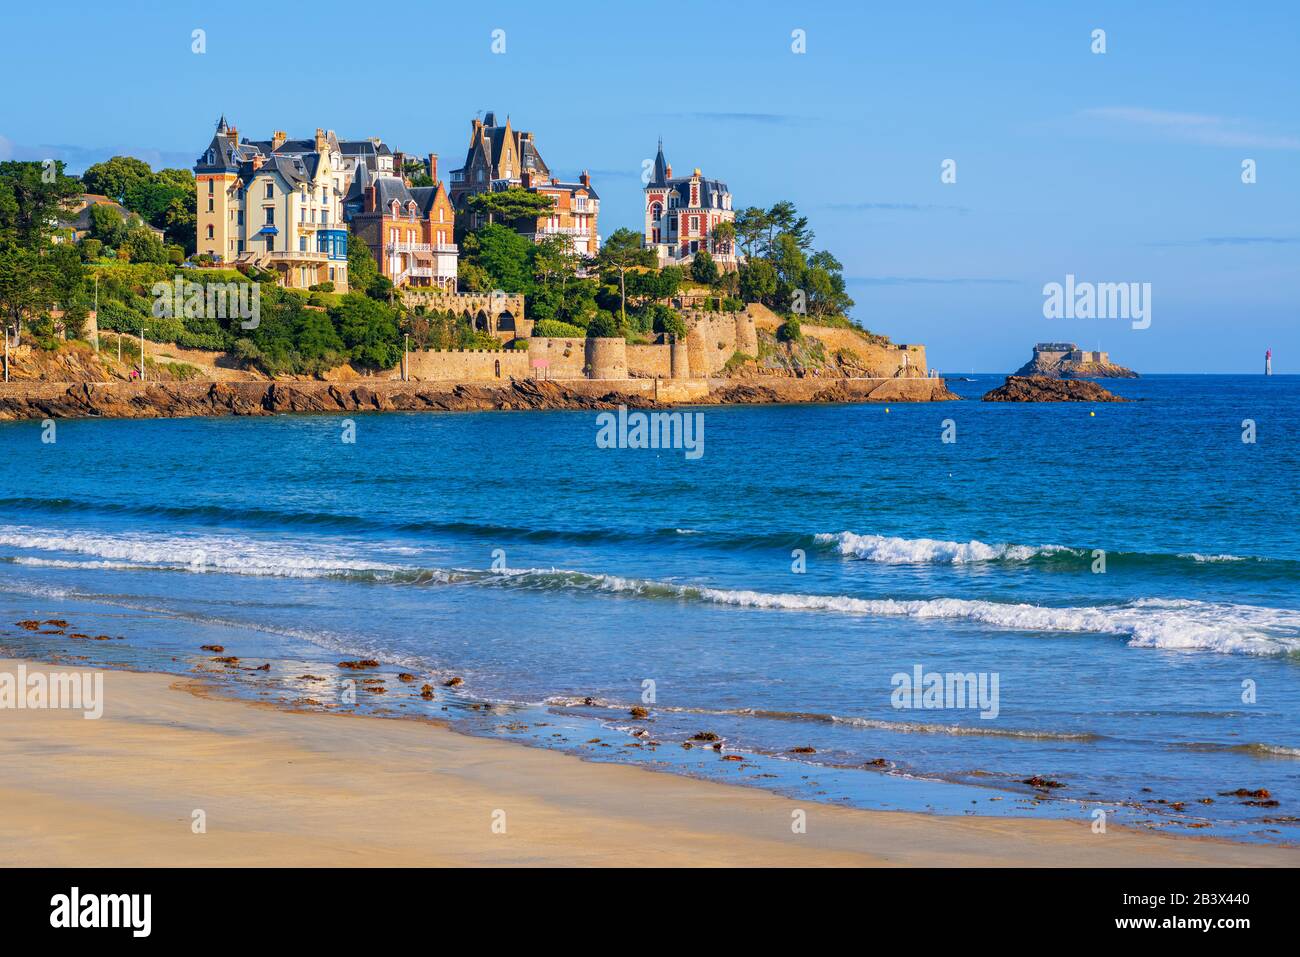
[1,659,1294,868]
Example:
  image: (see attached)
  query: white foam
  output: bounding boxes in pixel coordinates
[816,531,1072,564]
[0,524,400,579]
[571,573,1300,656]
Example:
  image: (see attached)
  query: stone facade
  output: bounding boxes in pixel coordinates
[405,348,529,382]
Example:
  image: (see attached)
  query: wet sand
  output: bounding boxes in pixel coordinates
[1,659,1294,867]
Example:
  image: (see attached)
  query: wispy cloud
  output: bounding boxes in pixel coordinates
[847,276,1021,286]
[1147,236,1300,247]
[1078,107,1300,150]
[828,201,970,214]
[0,134,193,173]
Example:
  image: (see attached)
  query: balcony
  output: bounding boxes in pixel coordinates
[387,242,430,253]
[270,249,328,261]
[537,226,589,237]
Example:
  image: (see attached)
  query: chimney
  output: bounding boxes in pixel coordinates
[665,162,672,178]
[365,185,376,213]
[580,170,591,189]
[550,177,558,186]
[521,171,532,189]
[251,154,265,170]
[394,151,407,182]
[272,130,287,150]
[315,128,327,152]
[227,124,238,144]
[427,153,438,183]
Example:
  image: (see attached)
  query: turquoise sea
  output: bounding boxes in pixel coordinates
[2,374,1297,843]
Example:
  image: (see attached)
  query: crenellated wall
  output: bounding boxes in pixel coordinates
[404,348,529,382]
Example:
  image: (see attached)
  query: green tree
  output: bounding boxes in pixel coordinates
[651,305,687,341]
[711,220,736,255]
[0,245,57,336]
[735,207,769,259]
[595,227,654,326]
[586,310,620,338]
[0,160,81,248]
[690,249,719,285]
[82,156,154,203]
[464,223,533,293]
[739,258,777,304]
[123,226,167,264]
[346,228,379,292]
[88,204,127,247]
[331,292,401,370]
[465,186,554,226]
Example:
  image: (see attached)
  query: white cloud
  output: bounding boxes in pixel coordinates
[1079,107,1300,150]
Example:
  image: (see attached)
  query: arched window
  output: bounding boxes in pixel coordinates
[651,202,662,221]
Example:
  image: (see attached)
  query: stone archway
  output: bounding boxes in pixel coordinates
[496,311,515,334]
[475,310,492,333]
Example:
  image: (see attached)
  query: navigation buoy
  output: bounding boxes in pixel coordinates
[1266,348,1273,376]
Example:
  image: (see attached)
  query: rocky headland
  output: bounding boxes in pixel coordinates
[0,375,959,422]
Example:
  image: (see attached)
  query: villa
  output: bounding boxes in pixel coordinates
[643,139,737,269]
[194,118,355,290]
[344,162,458,290]
[450,112,599,254]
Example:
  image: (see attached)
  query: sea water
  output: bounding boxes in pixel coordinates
[1,374,1296,843]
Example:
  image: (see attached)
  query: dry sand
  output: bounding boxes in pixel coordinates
[1,659,1295,867]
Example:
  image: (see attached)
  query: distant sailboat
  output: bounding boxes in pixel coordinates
[1266,348,1273,375]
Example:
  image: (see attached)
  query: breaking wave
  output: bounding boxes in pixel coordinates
[3,525,1298,655]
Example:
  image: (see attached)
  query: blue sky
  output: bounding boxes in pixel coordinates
[2,1,1296,372]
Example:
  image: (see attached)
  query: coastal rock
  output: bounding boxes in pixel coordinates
[1220,788,1271,799]
[629,706,649,719]
[1022,775,1066,790]
[983,376,1127,402]
[0,373,964,422]
[442,676,464,687]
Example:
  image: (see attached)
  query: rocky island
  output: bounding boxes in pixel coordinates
[982,375,1127,402]
[1014,342,1137,378]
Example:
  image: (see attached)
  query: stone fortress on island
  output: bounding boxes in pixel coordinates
[1014,343,1138,379]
